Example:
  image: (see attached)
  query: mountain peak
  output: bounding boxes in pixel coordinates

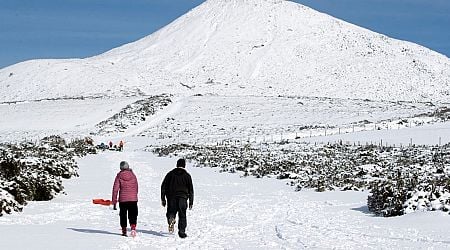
[0,0,449,102]
[206,0,285,4]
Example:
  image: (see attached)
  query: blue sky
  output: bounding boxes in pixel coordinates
[0,0,449,69]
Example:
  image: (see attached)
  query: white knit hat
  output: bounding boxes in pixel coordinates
[120,161,129,170]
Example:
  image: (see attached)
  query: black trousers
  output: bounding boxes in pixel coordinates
[119,201,138,228]
[166,197,188,233]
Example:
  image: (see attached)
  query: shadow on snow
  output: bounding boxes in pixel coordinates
[67,228,169,237]
[137,229,169,237]
[351,205,373,215]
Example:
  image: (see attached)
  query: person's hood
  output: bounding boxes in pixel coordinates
[172,168,186,176]
[118,169,135,181]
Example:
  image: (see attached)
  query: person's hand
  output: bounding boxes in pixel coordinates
[162,200,166,207]
[113,204,117,210]
[189,204,193,210]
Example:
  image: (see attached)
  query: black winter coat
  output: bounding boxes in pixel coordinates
[161,168,194,205]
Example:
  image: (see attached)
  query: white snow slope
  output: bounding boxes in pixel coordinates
[1,0,449,102]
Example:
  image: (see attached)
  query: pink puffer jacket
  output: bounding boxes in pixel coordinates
[112,169,138,205]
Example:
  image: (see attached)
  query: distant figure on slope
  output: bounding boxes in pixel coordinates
[112,161,139,237]
[109,141,113,149]
[161,159,194,238]
[119,140,124,151]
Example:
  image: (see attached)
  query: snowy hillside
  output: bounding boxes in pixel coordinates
[1,0,449,102]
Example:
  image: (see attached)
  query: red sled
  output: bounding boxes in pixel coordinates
[92,199,112,206]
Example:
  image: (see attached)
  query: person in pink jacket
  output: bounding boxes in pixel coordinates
[112,161,138,237]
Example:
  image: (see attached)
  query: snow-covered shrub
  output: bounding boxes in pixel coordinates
[403,174,450,214]
[369,172,450,217]
[0,136,96,216]
[0,187,23,215]
[151,141,450,217]
[367,169,414,217]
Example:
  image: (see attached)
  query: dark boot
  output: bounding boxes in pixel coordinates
[178,231,187,238]
[121,227,127,237]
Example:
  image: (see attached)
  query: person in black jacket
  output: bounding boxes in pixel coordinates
[161,158,194,238]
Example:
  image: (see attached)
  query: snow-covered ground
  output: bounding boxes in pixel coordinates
[0,97,140,143]
[299,121,450,146]
[1,95,447,146]
[136,95,448,146]
[1,142,450,250]
[1,95,450,249]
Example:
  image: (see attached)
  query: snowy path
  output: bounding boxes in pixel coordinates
[1,142,450,249]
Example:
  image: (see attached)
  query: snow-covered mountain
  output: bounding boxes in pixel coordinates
[1,0,449,102]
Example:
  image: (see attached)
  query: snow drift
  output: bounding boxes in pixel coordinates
[0,0,449,102]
